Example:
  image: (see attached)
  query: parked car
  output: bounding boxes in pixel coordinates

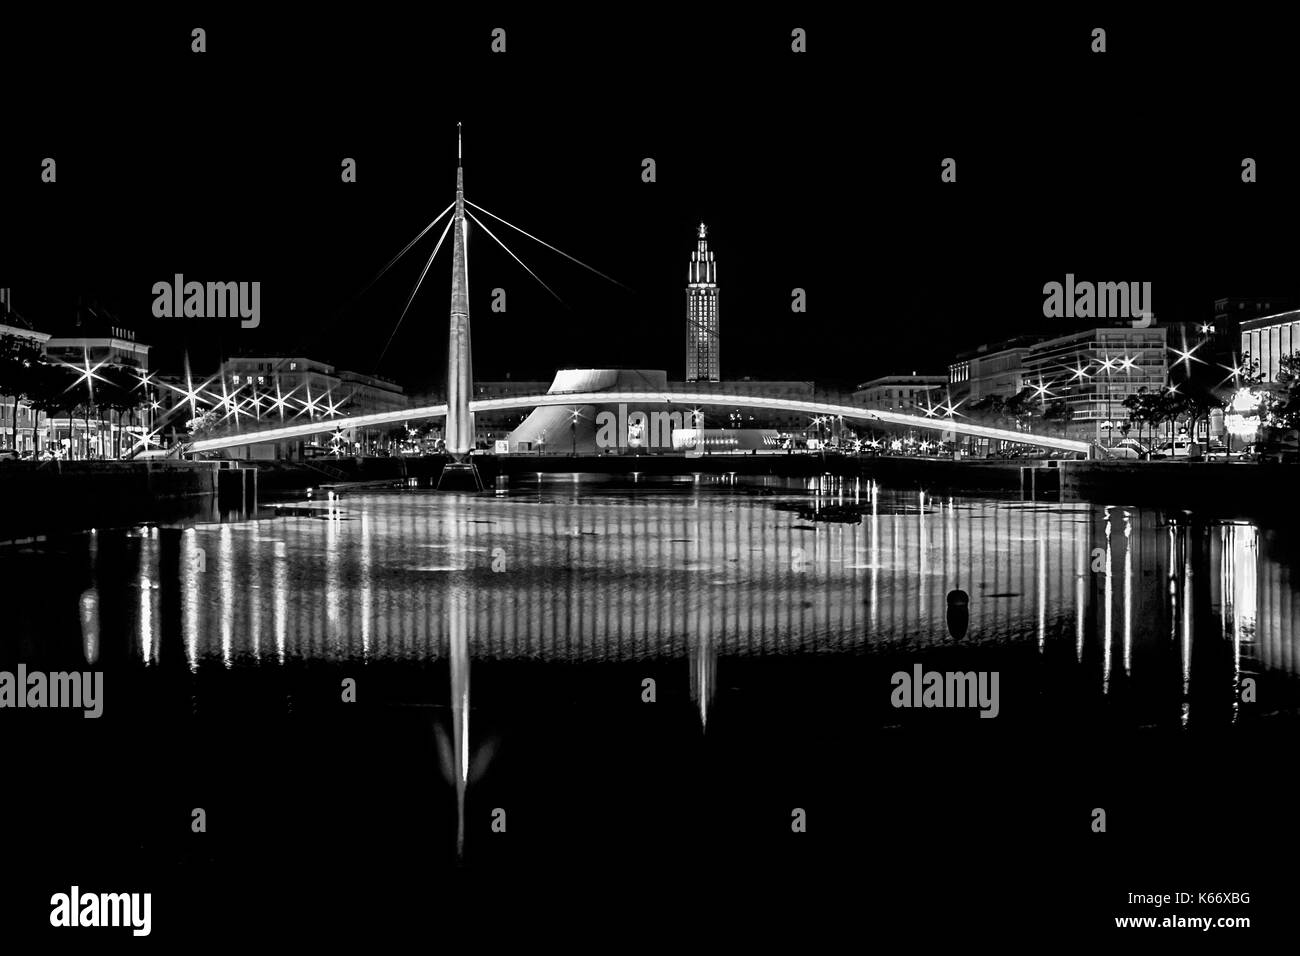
[0,448,20,461]
[1113,438,1149,457]
[1202,439,1247,461]
[1153,437,1201,459]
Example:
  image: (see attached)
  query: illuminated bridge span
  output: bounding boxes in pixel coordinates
[185,390,1093,456]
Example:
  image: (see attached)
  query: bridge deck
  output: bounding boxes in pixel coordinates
[186,390,1092,455]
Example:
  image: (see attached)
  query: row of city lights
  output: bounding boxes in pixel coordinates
[126,368,356,455]
[920,343,1253,424]
[167,374,351,424]
[56,351,355,427]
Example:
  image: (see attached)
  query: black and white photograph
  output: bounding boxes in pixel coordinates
[1,10,1296,945]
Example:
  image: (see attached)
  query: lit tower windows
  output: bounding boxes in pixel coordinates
[685,222,720,382]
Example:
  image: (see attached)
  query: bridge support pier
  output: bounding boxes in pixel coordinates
[437,459,484,491]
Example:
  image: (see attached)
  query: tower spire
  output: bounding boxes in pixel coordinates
[455,122,464,217]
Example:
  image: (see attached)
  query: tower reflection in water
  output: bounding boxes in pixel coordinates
[75,477,1300,852]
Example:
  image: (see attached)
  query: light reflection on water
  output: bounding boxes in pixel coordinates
[92,477,1290,690]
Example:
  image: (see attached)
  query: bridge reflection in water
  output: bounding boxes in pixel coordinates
[110,476,1296,703]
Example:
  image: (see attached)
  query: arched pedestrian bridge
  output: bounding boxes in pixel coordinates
[185,390,1093,456]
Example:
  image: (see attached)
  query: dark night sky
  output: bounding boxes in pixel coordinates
[4,11,1299,393]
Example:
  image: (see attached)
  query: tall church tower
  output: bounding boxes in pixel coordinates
[685,222,720,382]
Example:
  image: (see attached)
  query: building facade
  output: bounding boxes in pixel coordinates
[685,222,720,383]
[43,327,152,459]
[209,356,406,457]
[0,293,155,458]
[854,374,946,413]
[948,337,1043,405]
[1240,310,1300,382]
[44,328,150,371]
[1217,297,1289,336]
[1209,297,1285,363]
[1020,326,1168,440]
[0,312,52,455]
[218,357,405,418]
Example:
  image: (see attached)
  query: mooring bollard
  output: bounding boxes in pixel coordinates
[946,589,969,640]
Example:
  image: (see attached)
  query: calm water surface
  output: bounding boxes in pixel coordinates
[54,474,1300,712]
[4,474,1297,913]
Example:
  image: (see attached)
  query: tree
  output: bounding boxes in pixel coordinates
[967,394,1019,431]
[960,395,1012,453]
[98,365,143,458]
[186,407,222,438]
[1261,354,1300,428]
[1155,387,1187,445]
[1005,387,1041,425]
[1041,400,1074,437]
[25,362,81,458]
[1177,387,1219,448]
[1122,389,1158,449]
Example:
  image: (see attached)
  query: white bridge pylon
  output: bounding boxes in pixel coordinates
[186,391,1092,455]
